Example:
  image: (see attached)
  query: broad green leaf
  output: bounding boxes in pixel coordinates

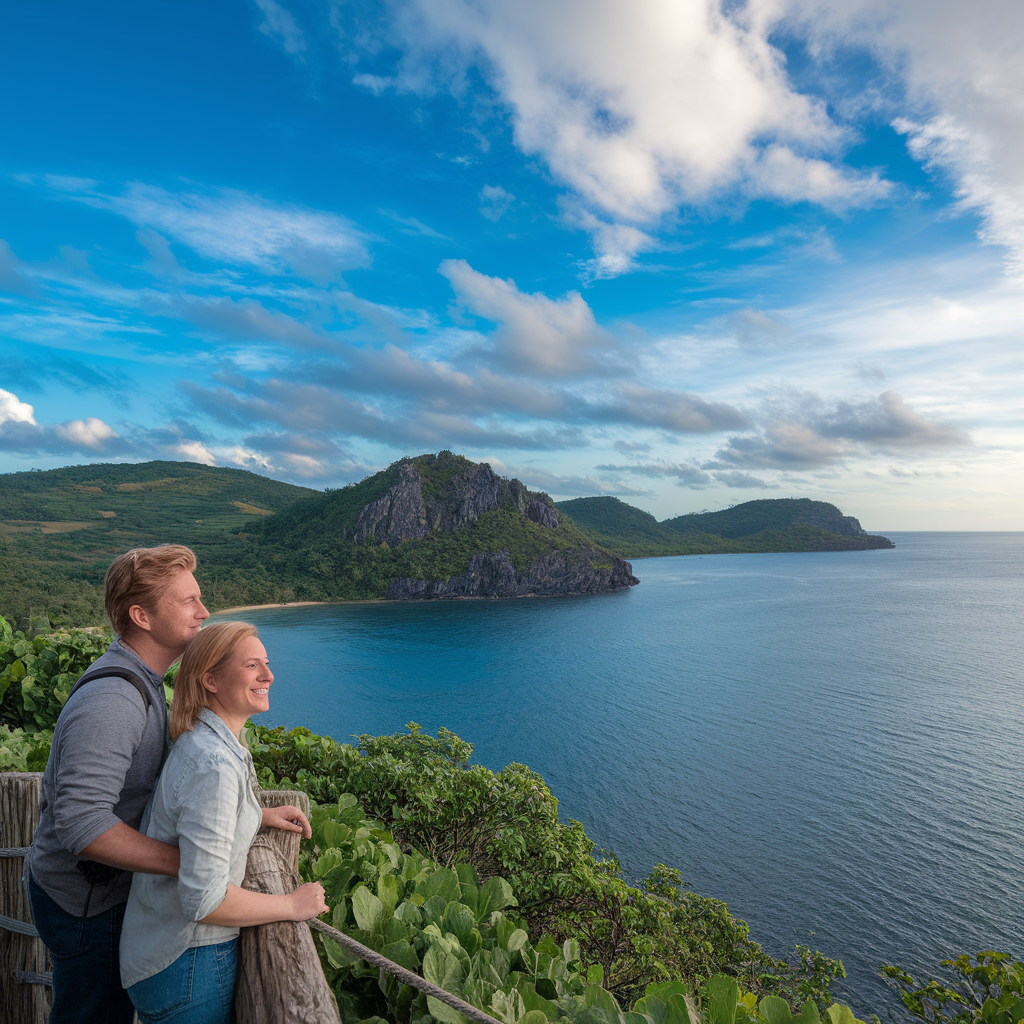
[703,975,740,1024]
[796,1001,820,1024]
[351,885,384,932]
[427,994,467,1024]
[477,876,516,919]
[587,964,605,987]
[417,867,462,904]
[825,1006,865,1024]
[443,901,476,949]
[381,938,421,972]
[759,995,793,1024]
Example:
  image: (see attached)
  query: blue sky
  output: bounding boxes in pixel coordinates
[2,0,1022,528]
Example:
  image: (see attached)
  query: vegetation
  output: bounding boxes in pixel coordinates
[554,498,894,559]
[882,954,1024,1024]
[0,460,314,629]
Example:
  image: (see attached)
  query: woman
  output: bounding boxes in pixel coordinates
[119,621,329,1023]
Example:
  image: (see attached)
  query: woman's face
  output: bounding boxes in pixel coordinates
[204,634,273,728]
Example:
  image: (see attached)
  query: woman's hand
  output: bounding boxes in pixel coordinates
[262,804,312,838]
[289,881,329,921]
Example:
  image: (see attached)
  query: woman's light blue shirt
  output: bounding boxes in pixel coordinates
[119,708,262,988]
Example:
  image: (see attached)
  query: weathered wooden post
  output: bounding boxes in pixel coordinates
[235,789,341,1024]
[0,771,51,1024]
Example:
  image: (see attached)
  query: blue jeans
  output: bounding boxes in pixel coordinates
[27,872,135,1024]
[127,940,237,1024]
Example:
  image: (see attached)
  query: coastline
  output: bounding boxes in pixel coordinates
[209,599,383,615]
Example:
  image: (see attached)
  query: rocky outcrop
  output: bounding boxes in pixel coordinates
[387,547,639,600]
[352,462,429,544]
[348,457,560,545]
[792,509,867,537]
[339,452,636,600]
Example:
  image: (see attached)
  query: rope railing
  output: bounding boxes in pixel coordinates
[309,919,506,1024]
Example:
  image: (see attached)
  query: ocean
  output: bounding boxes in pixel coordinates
[215,532,1024,1018]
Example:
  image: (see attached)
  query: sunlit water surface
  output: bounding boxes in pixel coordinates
[215,532,1024,1018]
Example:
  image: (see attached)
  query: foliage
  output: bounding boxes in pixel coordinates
[0,615,174,747]
[300,790,863,1024]
[251,722,846,1009]
[0,614,114,731]
[0,459,314,628]
[882,953,1024,1024]
[0,724,54,771]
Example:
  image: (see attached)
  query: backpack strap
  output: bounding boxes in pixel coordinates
[69,667,154,711]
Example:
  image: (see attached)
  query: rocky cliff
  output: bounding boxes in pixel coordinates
[387,546,638,599]
[348,458,551,544]
[262,451,639,601]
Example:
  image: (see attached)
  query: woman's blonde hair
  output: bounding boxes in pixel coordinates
[170,621,258,741]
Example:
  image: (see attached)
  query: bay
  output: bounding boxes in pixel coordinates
[214,531,1024,1018]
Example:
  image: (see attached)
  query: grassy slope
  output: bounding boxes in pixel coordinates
[556,496,894,558]
[0,462,316,628]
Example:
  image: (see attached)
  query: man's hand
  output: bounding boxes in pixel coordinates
[261,804,312,839]
[79,822,180,876]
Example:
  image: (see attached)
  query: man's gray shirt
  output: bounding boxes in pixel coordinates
[27,640,168,917]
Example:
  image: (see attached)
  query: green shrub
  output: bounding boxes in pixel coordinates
[882,953,1024,1024]
[251,722,845,1008]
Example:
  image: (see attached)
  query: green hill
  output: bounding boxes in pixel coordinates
[0,453,636,628]
[555,495,894,558]
[215,452,636,604]
[0,461,316,629]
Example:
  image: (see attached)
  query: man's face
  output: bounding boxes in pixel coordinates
[143,570,210,653]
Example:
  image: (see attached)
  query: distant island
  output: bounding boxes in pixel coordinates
[0,454,890,630]
[555,495,894,558]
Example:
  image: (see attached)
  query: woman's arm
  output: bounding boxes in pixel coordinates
[199,880,328,928]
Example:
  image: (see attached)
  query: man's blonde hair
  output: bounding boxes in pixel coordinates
[170,621,258,741]
[104,545,198,636]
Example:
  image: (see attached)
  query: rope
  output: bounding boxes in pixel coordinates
[0,847,31,857]
[14,970,52,986]
[309,919,505,1024]
[0,913,39,937]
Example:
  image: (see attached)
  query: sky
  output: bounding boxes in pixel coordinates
[1,0,1022,529]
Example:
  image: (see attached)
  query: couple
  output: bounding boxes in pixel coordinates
[27,545,328,1024]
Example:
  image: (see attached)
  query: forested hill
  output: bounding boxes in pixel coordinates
[0,453,636,629]
[0,461,317,629]
[555,496,894,558]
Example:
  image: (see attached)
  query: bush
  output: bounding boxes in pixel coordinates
[299,790,865,1024]
[251,722,846,1008]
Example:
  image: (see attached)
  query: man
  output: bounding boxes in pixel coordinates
[27,545,210,1024]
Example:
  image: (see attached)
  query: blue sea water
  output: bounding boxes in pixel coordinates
[216,532,1024,1018]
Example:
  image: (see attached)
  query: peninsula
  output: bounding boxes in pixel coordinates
[0,454,891,629]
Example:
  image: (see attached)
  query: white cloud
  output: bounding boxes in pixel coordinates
[174,441,218,465]
[44,179,371,282]
[0,388,37,425]
[771,0,1024,273]
[382,0,888,223]
[439,258,613,375]
[54,417,119,449]
[479,185,514,222]
[253,0,307,56]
